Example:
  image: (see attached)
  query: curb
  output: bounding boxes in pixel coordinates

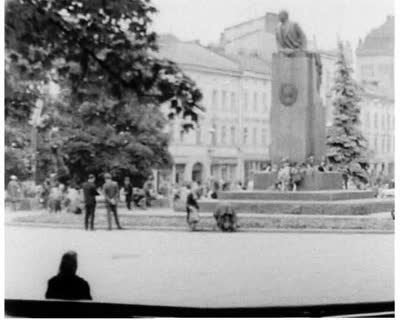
[5,222,394,235]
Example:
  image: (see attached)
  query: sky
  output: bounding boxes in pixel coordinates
[151,0,394,50]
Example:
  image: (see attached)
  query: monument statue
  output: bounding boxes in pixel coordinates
[275,10,322,91]
[275,10,307,53]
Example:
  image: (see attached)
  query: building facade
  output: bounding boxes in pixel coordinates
[157,35,271,186]
[356,15,394,179]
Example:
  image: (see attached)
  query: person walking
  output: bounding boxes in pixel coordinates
[82,174,99,231]
[186,183,200,230]
[7,175,20,211]
[103,173,122,230]
[123,177,133,211]
[45,251,92,300]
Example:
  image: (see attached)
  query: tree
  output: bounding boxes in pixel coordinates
[326,42,369,185]
[6,0,203,185]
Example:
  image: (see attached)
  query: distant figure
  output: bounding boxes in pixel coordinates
[186,183,200,230]
[45,251,92,300]
[103,173,122,230]
[82,174,99,231]
[48,184,62,213]
[7,175,20,211]
[123,177,133,211]
[40,179,51,210]
[317,161,326,172]
[143,176,154,207]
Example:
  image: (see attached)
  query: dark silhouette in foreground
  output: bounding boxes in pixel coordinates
[45,251,92,300]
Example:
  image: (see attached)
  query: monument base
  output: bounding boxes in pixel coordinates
[254,171,343,191]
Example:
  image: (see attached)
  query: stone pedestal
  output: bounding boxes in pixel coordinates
[253,171,343,191]
[270,52,325,163]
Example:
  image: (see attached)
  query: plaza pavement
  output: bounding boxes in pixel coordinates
[5,226,394,308]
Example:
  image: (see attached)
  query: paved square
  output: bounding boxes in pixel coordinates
[5,227,394,308]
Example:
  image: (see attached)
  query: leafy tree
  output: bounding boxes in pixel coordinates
[326,42,369,185]
[6,0,203,185]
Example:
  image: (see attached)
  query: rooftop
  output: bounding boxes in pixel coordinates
[223,52,271,75]
[156,34,240,73]
[356,15,394,56]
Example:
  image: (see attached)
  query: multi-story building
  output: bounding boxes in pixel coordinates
[157,35,271,185]
[356,15,394,179]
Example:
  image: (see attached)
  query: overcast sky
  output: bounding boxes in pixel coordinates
[151,0,394,50]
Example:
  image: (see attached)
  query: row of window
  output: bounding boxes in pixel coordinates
[360,63,392,79]
[210,89,270,113]
[363,112,394,131]
[368,134,394,154]
[210,125,269,147]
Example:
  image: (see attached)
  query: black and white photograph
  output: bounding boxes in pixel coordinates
[4,0,396,317]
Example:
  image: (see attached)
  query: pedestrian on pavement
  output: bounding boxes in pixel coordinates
[123,176,133,211]
[103,173,122,230]
[48,183,62,214]
[45,251,92,300]
[40,179,51,210]
[7,175,20,211]
[186,183,200,230]
[143,176,154,207]
[82,174,99,231]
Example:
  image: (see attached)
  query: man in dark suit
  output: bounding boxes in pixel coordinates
[82,174,99,231]
[103,173,122,230]
[123,176,133,210]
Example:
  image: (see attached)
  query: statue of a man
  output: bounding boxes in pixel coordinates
[275,10,322,91]
[275,10,307,54]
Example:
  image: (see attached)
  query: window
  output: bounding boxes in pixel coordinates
[231,92,236,112]
[196,127,201,144]
[253,127,257,145]
[374,114,378,129]
[374,136,378,151]
[263,92,268,112]
[212,124,217,146]
[222,90,227,110]
[365,112,370,129]
[253,92,258,112]
[387,114,391,131]
[261,128,267,146]
[231,126,236,145]
[221,126,227,145]
[243,127,248,144]
[387,136,391,153]
[381,115,385,131]
[243,91,248,111]
[361,64,374,78]
[381,136,385,153]
[212,90,218,109]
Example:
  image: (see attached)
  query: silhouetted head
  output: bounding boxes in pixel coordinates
[278,10,289,23]
[58,251,78,276]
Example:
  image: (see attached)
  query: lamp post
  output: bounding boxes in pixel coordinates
[30,99,44,185]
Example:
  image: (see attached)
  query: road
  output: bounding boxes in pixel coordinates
[5,226,394,308]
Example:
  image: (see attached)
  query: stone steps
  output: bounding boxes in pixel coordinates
[174,198,394,216]
[219,190,376,201]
